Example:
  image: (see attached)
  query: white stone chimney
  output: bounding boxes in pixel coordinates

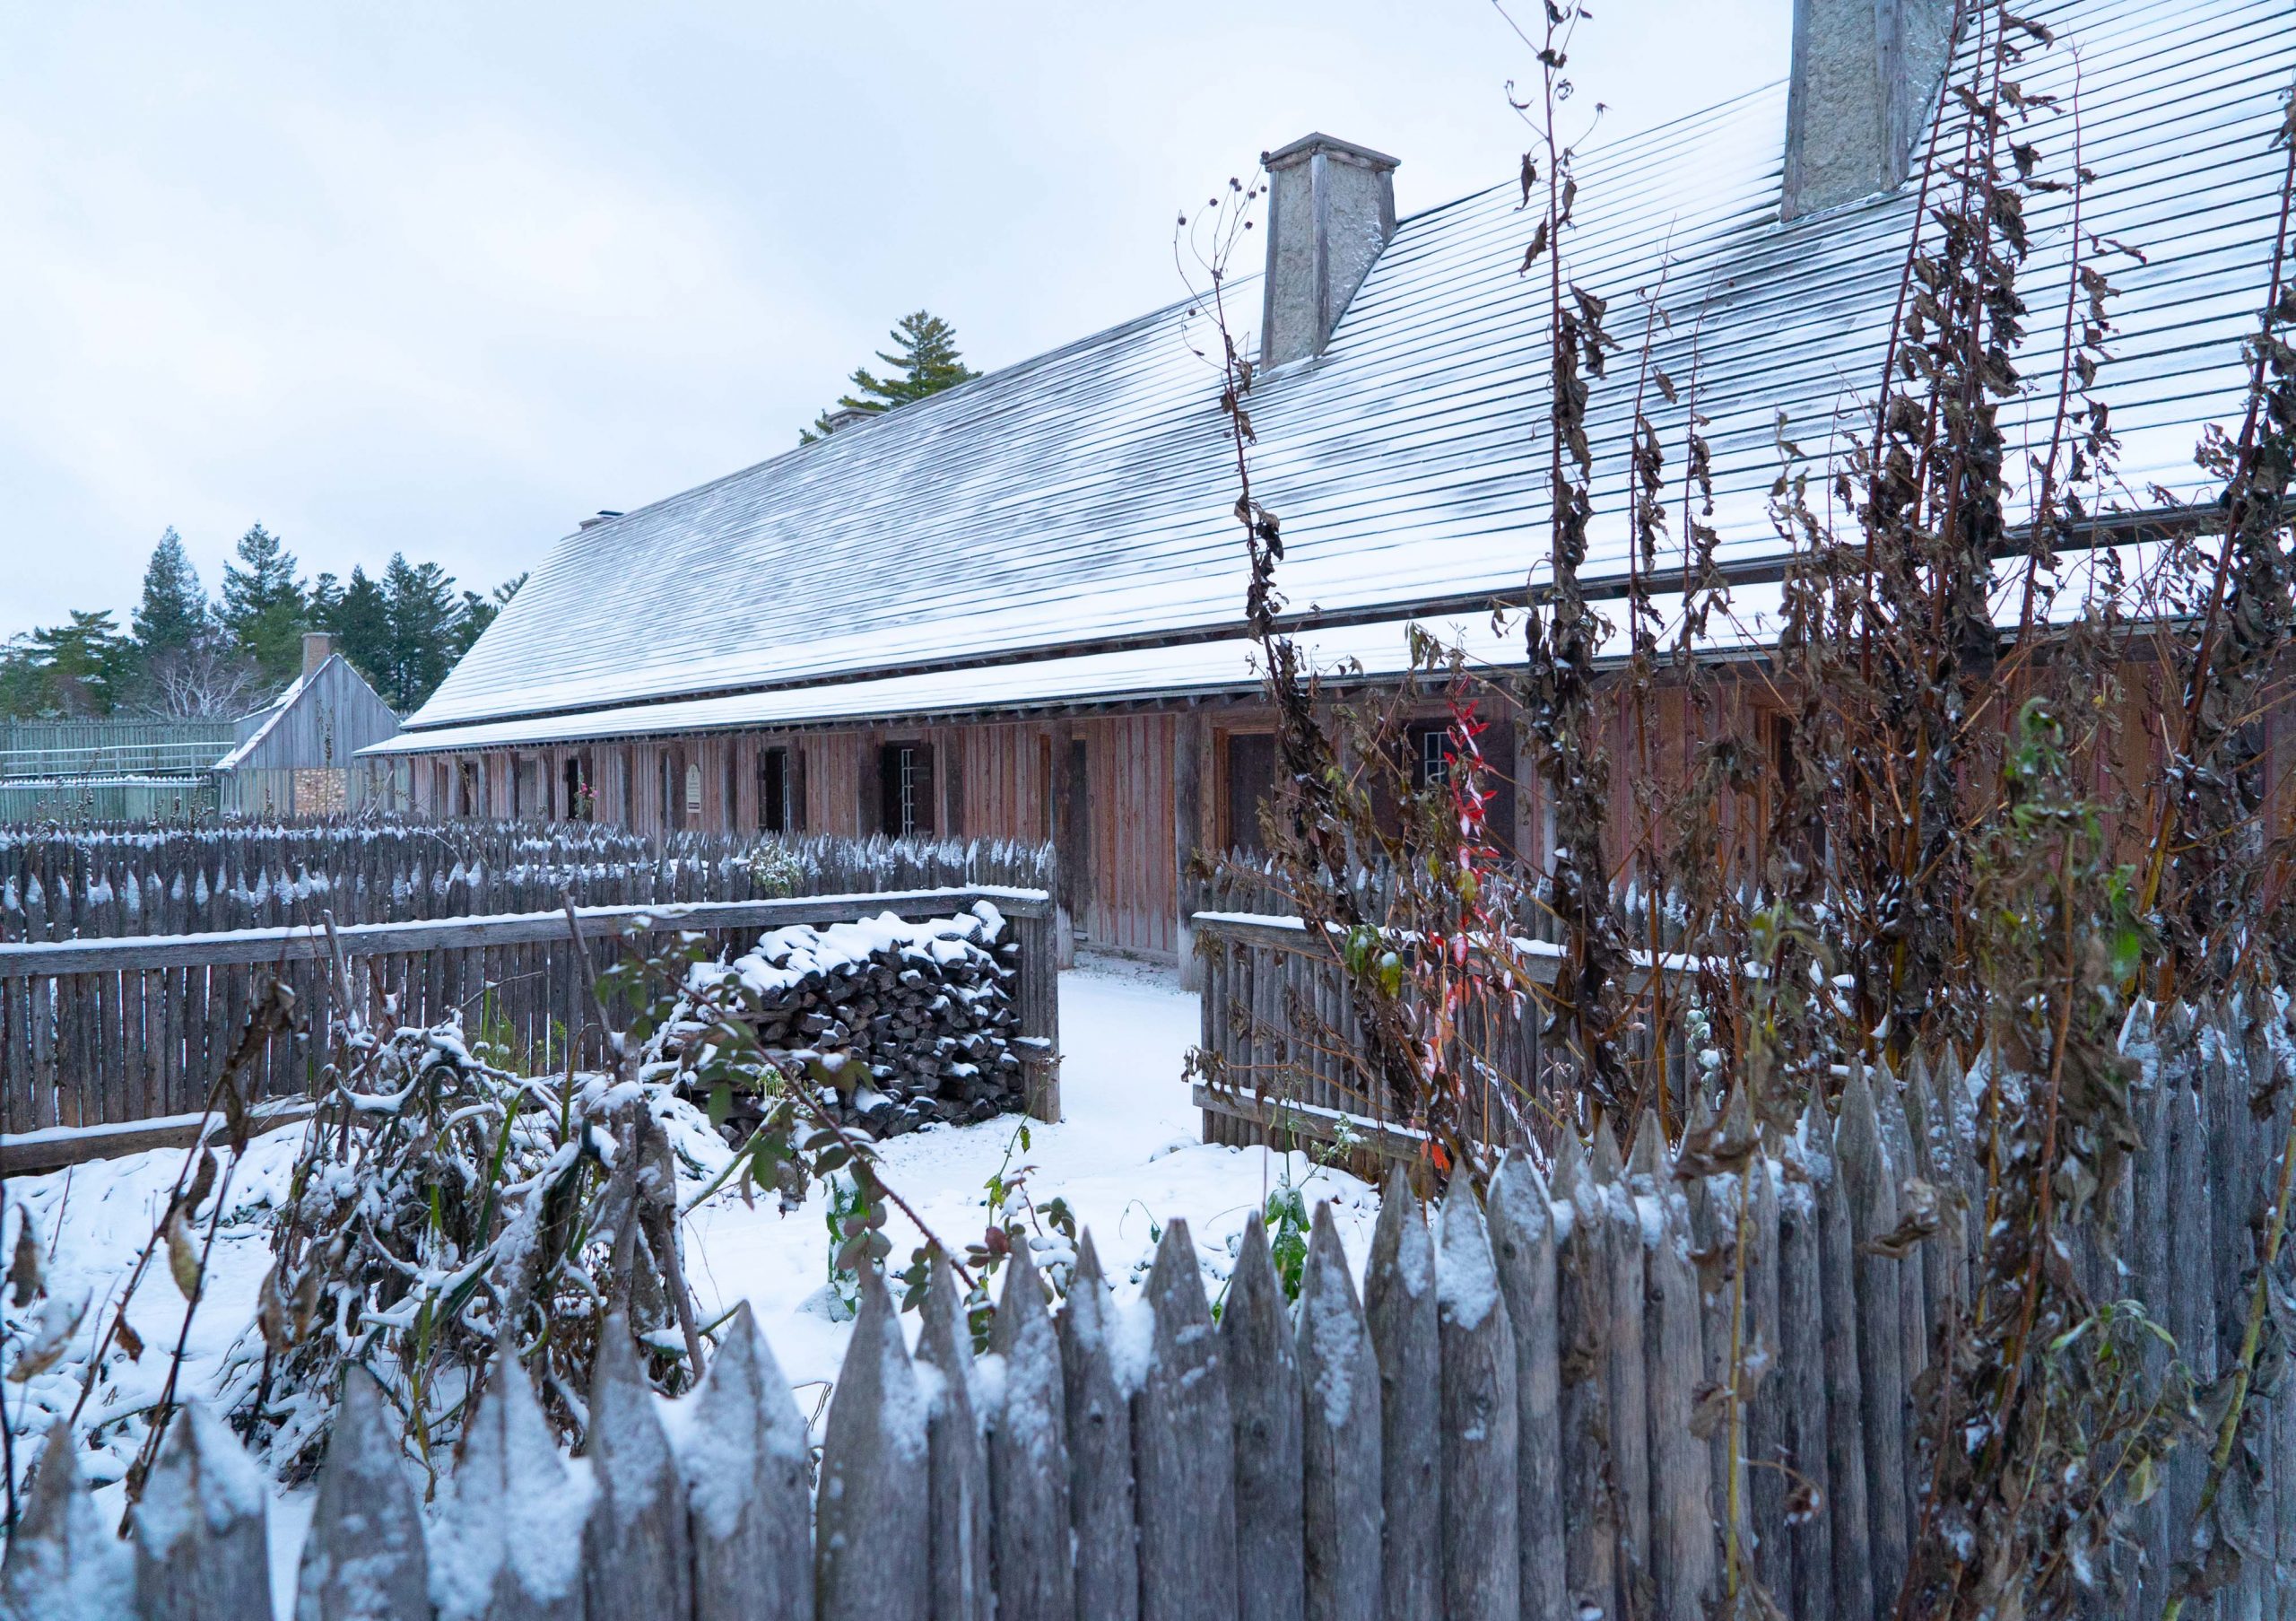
[1258,133,1400,370]
[1782,0,1957,220]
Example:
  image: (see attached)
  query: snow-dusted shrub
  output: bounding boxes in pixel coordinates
[246,1005,725,1482]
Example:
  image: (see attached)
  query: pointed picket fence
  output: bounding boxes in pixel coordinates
[8,997,2294,1621]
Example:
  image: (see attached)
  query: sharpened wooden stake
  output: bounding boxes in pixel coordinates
[583,1318,692,1621]
[1296,1201,1381,1621]
[298,1366,429,1621]
[686,1300,813,1621]
[914,1253,994,1621]
[1133,1217,1240,1621]
[427,1358,586,1621]
[1058,1231,1140,1621]
[0,1417,132,1618]
[816,1265,930,1621]
[1365,1166,1439,1621]
[1487,1151,1567,1621]
[1224,1214,1306,1621]
[1436,1181,1518,1621]
[987,1242,1075,1621]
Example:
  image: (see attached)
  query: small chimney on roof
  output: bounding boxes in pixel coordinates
[1781,0,1957,220]
[1259,133,1400,370]
[818,405,874,437]
[578,510,625,530]
[300,632,334,679]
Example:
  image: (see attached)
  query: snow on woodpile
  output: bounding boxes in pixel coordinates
[668,901,1024,1139]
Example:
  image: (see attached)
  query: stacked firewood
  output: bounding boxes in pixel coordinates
[674,903,1025,1140]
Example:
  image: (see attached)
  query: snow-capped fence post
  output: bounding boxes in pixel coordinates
[1485,1150,1567,1621]
[983,1243,1074,1621]
[295,1366,429,1621]
[1131,1218,1240,1621]
[132,1403,271,1621]
[1434,1182,1518,1621]
[1592,1120,1652,1612]
[683,1301,813,1621]
[0,1417,132,1617]
[582,1320,693,1621]
[813,1265,929,1621]
[1363,1167,1439,1621]
[1294,1201,1382,1621]
[1222,1215,1305,1621]
[1837,1070,1909,1612]
[1812,1097,1874,1621]
[1057,1232,1140,1621]
[1773,1117,1831,1618]
[1646,1137,1715,1621]
[1010,901,1062,1123]
[429,1357,587,1621]
[913,1253,995,1621]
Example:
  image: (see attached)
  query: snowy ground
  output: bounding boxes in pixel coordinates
[0,954,1379,1617]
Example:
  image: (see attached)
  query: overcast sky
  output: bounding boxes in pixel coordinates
[0,0,1785,637]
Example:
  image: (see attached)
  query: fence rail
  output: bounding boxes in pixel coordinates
[1192,909,1709,1154]
[0,719,237,780]
[0,886,1061,1138]
[9,997,2286,1620]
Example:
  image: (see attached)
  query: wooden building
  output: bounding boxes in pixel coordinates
[215,634,403,817]
[363,0,2294,969]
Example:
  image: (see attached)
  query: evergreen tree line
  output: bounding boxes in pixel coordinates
[0,525,524,720]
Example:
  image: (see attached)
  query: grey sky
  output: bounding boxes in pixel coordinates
[0,1,1784,636]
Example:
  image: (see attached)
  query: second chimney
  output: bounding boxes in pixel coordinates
[1781,0,1957,220]
[1259,133,1400,370]
[301,632,335,679]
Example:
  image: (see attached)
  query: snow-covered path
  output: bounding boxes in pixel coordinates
[687,951,1378,1401]
[2,954,1380,1618]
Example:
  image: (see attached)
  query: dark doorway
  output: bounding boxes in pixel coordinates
[760,747,789,833]
[1060,736,1092,941]
[561,754,593,822]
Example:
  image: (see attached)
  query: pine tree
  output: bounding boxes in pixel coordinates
[9,610,131,717]
[131,527,208,660]
[801,310,978,442]
[324,566,394,694]
[221,523,308,688]
[380,553,459,710]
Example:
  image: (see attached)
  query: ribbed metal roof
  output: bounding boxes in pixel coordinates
[401,0,2296,739]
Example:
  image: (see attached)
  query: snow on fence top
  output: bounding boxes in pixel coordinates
[11,999,2288,1620]
[0,821,1057,944]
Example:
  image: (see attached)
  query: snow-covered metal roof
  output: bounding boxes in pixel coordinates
[398,0,2296,744]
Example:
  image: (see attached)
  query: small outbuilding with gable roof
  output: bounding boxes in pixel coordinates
[214,633,403,817]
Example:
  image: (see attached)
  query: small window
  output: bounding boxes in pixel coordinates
[877,743,935,838]
[621,746,637,824]
[1411,722,1453,791]
[457,760,479,817]
[1223,732,1276,855]
[760,747,789,833]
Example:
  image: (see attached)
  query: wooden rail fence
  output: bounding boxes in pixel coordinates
[0,887,1062,1146]
[9,1018,2287,1620]
[1192,909,1709,1155]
